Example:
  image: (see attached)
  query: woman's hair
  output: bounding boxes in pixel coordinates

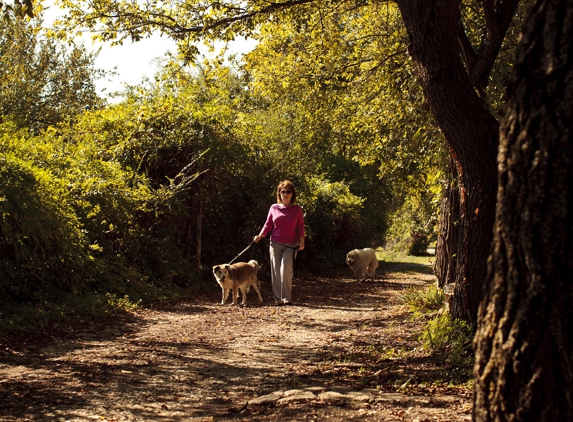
[276,180,296,204]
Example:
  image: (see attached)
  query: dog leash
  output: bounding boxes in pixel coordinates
[262,238,301,274]
[228,237,299,265]
[227,241,254,265]
[227,238,300,265]
[261,237,300,251]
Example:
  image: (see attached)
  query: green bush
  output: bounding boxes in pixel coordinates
[400,283,473,367]
[420,312,474,367]
[0,122,173,334]
[298,177,365,268]
[0,151,88,301]
[400,284,445,314]
[66,96,271,280]
[384,173,441,256]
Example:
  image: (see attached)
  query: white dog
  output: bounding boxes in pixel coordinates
[346,248,378,282]
[212,260,263,305]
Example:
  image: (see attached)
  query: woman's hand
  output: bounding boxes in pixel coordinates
[298,238,305,251]
[253,235,262,243]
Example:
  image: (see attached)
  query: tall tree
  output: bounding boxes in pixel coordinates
[54,0,524,320]
[0,16,104,132]
[473,0,573,418]
[396,0,521,321]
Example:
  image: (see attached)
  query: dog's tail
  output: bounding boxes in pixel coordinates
[248,259,259,273]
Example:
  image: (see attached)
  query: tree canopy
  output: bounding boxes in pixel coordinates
[0,15,105,132]
[1,0,36,19]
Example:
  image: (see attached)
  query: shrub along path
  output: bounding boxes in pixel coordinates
[0,263,472,421]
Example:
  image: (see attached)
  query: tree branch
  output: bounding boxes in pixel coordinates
[472,0,521,91]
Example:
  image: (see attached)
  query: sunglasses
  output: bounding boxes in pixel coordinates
[280,190,292,194]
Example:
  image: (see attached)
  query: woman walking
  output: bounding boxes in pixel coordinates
[254,180,305,305]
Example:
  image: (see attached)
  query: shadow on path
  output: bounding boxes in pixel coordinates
[0,263,473,421]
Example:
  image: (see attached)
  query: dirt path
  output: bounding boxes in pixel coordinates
[0,264,472,421]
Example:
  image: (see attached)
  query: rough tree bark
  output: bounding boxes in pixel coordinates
[473,0,573,419]
[395,0,520,321]
[433,157,460,289]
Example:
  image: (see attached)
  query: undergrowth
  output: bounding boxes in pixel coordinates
[401,284,445,314]
[401,284,474,372]
[0,282,188,339]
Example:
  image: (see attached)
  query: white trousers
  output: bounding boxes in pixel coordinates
[269,242,297,302]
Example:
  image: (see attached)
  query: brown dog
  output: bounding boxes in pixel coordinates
[212,260,263,305]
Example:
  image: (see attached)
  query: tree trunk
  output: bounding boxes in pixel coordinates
[196,194,203,269]
[397,0,500,321]
[473,0,573,419]
[433,158,460,289]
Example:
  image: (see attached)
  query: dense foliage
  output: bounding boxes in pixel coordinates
[0,0,35,20]
[0,17,104,132]
[0,121,156,329]
[241,3,446,254]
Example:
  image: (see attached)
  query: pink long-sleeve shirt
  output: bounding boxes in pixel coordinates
[259,204,305,245]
